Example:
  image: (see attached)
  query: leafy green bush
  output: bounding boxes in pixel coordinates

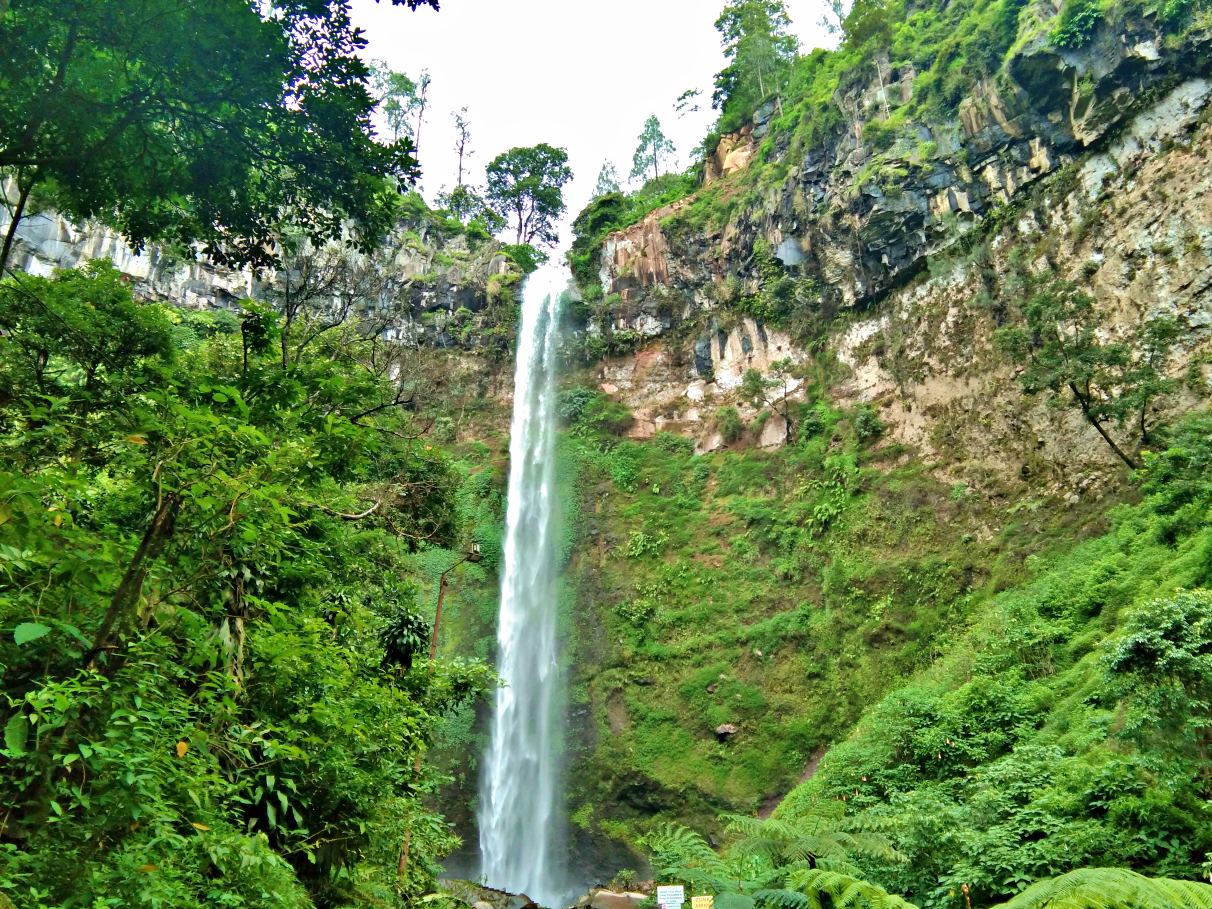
[854,404,884,442]
[558,385,599,425]
[582,394,636,437]
[654,431,696,456]
[501,242,547,274]
[1051,0,1103,48]
[715,406,745,443]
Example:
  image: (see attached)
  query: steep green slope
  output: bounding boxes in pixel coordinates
[553,390,1121,856]
[546,383,1212,901]
[771,414,1212,905]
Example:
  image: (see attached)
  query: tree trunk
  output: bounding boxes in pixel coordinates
[1069,382,1140,470]
[1138,396,1152,447]
[88,491,182,663]
[0,174,34,274]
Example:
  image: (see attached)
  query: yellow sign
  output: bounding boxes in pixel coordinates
[692,897,714,909]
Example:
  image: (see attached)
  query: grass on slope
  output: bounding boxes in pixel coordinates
[558,392,1115,848]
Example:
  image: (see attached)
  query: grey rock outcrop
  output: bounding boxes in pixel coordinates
[0,185,515,350]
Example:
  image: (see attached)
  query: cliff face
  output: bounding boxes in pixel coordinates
[0,192,518,351]
[584,18,1212,492]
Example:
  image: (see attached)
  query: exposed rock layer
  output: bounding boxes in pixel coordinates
[587,21,1212,490]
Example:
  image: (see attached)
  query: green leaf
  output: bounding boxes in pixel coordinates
[13,621,51,645]
[4,714,29,756]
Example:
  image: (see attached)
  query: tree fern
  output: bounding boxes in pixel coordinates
[723,812,905,869]
[644,823,730,876]
[753,888,813,909]
[992,868,1212,909]
[787,868,920,909]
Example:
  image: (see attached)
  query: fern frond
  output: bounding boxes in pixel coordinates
[715,894,757,909]
[828,831,908,864]
[753,888,813,909]
[643,823,730,876]
[994,868,1212,909]
[788,868,919,909]
[813,856,865,878]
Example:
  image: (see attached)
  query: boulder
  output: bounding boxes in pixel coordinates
[590,890,648,909]
[715,723,739,742]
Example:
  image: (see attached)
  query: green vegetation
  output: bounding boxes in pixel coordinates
[6,0,1212,905]
[485,143,574,248]
[0,0,437,273]
[569,0,1210,287]
[995,275,1179,469]
[561,395,1022,837]
[0,262,495,906]
[568,173,698,293]
[583,412,1212,905]
[631,115,678,184]
[713,1,798,134]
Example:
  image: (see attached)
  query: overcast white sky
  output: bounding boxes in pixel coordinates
[350,0,834,244]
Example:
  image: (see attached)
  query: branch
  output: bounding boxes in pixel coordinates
[316,499,382,521]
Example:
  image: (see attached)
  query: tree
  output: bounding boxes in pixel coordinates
[485,144,573,247]
[594,161,621,197]
[0,0,438,273]
[371,63,432,152]
[713,0,799,129]
[438,183,505,231]
[453,106,473,187]
[411,70,433,153]
[995,277,1180,470]
[372,64,417,143]
[630,115,676,184]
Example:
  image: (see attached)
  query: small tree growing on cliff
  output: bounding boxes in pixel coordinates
[485,143,572,247]
[995,276,1180,470]
[630,115,676,184]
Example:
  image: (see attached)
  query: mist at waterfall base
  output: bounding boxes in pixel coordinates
[478,265,575,907]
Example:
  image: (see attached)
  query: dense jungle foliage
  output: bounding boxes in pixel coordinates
[0,262,496,906]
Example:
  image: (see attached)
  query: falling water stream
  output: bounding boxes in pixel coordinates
[478,264,569,906]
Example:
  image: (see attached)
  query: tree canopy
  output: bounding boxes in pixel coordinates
[594,161,622,198]
[0,0,437,272]
[485,143,572,247]
[995,275,1179,469]
[713,0,798,130]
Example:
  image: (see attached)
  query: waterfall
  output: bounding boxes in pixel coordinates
[478,264,568,906]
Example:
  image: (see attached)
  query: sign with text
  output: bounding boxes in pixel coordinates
[692,896,714,909]
[657,885,686,909]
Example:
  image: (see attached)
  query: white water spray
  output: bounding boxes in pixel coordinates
[479,264,568,906]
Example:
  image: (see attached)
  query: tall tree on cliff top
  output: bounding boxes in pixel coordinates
[453,106,473,187]
[0,0,438,273]
[630,115,676,184]
[370,62,432,150]
[713,0,798,130]
[485,143,572,247]
[594,162,621,198]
